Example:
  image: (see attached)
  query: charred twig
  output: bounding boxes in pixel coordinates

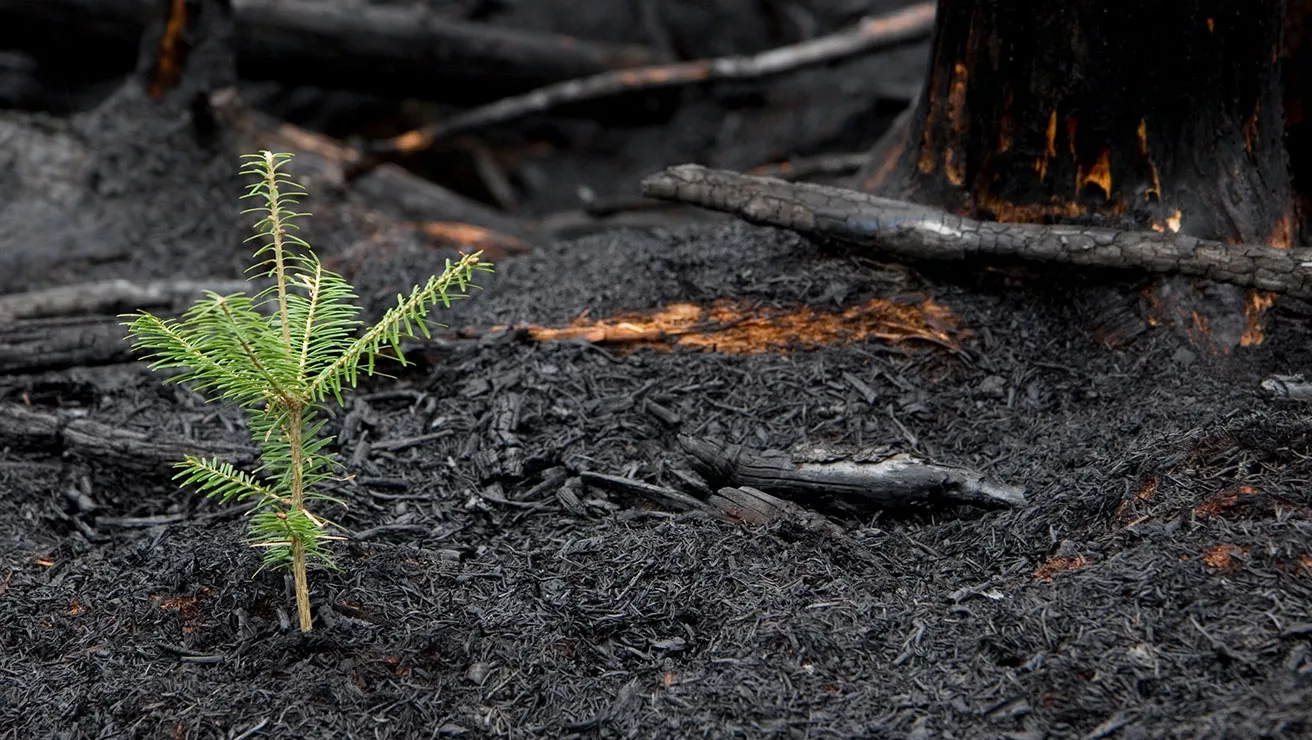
[680,435,1026,510]
[580,471,709,513]
[366,2,935,158]
[350,523,434,541]
[642,164,1312,300]
[0,279,253,373]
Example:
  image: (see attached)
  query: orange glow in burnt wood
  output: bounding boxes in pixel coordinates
[499,298,962,354]
[147,0,189,98]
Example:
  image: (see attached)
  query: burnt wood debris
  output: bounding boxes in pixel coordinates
[7,0,1312,735]
[641,164,1312,299]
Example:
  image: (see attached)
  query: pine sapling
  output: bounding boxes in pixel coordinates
[124,151,492,632]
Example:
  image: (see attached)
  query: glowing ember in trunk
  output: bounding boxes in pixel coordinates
[498,297,961,354]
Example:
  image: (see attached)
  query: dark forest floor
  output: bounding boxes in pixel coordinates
[4,220,1312,738]
[3,0,1312,737]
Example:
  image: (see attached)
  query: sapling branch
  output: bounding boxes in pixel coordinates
[124,151,492,632]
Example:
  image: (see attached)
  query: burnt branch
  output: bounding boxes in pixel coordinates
[708,485,847,537]
[642,165,1312,300]
[680,435,1025,511]
[1260,375,1312,401]
[366,2,934,158]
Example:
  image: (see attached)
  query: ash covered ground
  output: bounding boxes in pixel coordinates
[4,220,1312,738]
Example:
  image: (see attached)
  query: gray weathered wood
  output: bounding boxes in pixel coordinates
[681,434,1025,510]
[642,164,1312,299]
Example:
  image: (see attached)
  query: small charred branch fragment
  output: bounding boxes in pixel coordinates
[580,471,708,513]
[680,434,1025,510]
[642,165,1312,300]
[0,403,256,469]
[709,486,846,537]
[1260,374,1312,401]
[367,3,935,157]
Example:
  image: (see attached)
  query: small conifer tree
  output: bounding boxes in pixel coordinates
[124,151,491,631]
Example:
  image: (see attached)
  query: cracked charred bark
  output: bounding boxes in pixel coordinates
[864,0,1299,348]
[642,165,1312,299]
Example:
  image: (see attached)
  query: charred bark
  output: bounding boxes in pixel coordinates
[873,0,1293,241]
[0,403,256,469]
[642,165,1312,299]
[679,434,1025,511]
[865,0,1298,350]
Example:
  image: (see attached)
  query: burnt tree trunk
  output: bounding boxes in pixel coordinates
[863,1,1297,350]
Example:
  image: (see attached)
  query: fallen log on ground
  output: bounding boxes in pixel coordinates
[0,403,256,469]
[679,434,1026,510]
[0,0,665,100]
[367,2,934,158]
[0,278,246,322]
[0,279,250,373]
[641,164,1312,300]
[1,318,134,374]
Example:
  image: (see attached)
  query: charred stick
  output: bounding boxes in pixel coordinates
[642,165,1312,300]
[367,3,935,157]
[580,471,709,513]
[235,0,663,94]
[0,279,256,373]
[1260,374,1312,401]
[709,486,846,537]
[680,434,1026,510]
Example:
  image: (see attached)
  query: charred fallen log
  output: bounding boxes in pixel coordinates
[0,403,256,469]
[0,278,247,322]
[0,0,665,101]
[0,318,133,374]
[679,434,1025,510]
[642,164,1312,300]
[0,279,249,373]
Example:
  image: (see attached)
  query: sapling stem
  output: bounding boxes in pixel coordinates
[123,151,492,632]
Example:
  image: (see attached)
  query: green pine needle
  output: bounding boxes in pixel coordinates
[122,150,492,631]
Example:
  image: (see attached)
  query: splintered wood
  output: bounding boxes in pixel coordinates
[498,297,961,354]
